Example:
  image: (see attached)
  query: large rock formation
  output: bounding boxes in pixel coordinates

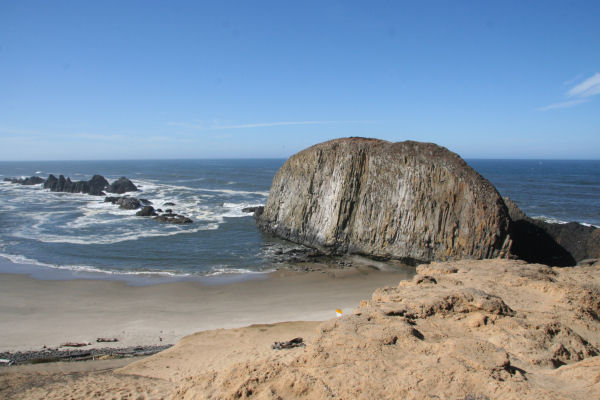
[256,138,511,263]
[106,177,137,194]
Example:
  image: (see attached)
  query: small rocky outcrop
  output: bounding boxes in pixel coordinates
[107,177,137,194]
[44,174,109,196]
[3,176,45,185]
[104,196,192,223]
[256,138,512,264]
[104,196,141,210]
[154,211,193,224]
[504,197,599,266]
[136,206,158,216]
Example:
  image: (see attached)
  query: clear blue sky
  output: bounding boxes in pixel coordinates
[1,0,599,160]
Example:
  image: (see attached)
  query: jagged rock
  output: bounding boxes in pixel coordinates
[43,174,109,196]
[3,176,45,185]
[504,197,599,266]
[136,206,158,216]
[256,138,512,263]
[107,177,137,194]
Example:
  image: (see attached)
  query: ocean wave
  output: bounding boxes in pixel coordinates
[206,266,274,276]
[12,222,220,245]
[0,252,270,278]
[531,215,599,228]
[134,179,269,197]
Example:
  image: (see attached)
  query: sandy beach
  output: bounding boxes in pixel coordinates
[3,258,599,400]
[0,257,414,353]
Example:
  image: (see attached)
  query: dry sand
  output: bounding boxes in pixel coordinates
[2,259,600,399]
[0,261,412,352]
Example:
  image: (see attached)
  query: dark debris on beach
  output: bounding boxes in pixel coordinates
[0,344,172,366]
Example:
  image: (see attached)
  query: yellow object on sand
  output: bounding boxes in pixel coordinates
[335,309,343,317]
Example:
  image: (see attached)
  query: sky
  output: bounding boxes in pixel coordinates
[1,0,599,160]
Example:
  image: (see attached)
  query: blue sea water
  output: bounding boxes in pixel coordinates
[0,159,598,280]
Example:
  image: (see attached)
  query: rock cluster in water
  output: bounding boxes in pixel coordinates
[4,174,192,224]
[6,174,139,196]
[256,138,512,264]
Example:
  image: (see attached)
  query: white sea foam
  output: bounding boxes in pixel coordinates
[0,252,270,278]
[205,266,274,276]
[0,252,194,277]
[531,215,599,228]
[12,222,219,245]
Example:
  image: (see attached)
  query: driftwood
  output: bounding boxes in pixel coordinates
[60,342,90,348]
[272,337,305,350]
[96,338,118,343]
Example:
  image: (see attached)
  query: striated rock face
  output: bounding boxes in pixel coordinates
[256,138,511,263]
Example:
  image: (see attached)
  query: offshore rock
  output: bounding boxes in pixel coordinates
[104,196,141,210]
[504,197,599,266]
[107,177,137,194]
[154,212,193,224]
[44,174,109,196]
[256,138,511,263]
[136,206,158,216]
[3,176,45,185]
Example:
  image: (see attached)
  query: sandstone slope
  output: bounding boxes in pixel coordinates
[256,138,511,263]
[172,259,600,399]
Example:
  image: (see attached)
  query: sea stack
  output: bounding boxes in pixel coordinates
[256,138,512,263]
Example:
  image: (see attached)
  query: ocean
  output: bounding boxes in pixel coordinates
[0,159,598,281]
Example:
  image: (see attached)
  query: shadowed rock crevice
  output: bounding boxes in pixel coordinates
[504,197,599,266]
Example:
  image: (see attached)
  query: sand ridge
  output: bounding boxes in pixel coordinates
[169,259,600,399]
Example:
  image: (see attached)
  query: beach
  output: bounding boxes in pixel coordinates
[3,258,599,399]
[0,256,414,353]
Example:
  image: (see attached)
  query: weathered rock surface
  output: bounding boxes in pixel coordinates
[505,197,600,266]
[3,176,45,185]
[173,259,600,399]
[44,174,109,196]
[106,177,137,194]
[256,138,512,263]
